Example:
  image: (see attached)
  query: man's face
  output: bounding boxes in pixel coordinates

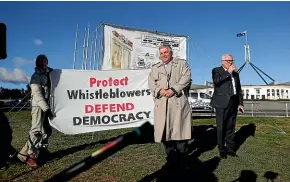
[222,55,234,69]
[41,59,48,70]
[159,47,172,63]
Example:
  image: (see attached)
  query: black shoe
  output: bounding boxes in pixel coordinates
[219,151,227,159]
[227,151,238,157]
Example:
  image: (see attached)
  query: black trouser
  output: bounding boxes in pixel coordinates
[161,124,189,163]
[215,95,238,152]
[162,140,189,168]
[163,140,188,156]
[0,111,13,167]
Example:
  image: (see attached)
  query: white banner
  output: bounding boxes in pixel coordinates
[49,69,154,135]
[101,24,188,70]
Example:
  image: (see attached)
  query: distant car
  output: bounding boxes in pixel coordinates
[188,91,215,113]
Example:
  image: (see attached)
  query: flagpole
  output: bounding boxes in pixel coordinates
[245,30,248,46]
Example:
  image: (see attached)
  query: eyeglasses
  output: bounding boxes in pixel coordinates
[223,60,234,62]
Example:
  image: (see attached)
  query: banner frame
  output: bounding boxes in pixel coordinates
[101,22,189,38]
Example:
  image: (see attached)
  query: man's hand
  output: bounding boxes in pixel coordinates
[238,105,244,113]
[160,89,167,96]
[228,65,236,73]
[165,89,175,98]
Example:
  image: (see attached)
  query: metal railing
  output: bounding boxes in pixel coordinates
[191,101,290,117]
[243,100,290,117]
[2,100,290,117]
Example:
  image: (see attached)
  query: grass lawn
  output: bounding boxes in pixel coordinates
[1,110,290,182]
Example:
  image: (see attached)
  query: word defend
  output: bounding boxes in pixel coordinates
[85,103,134,113]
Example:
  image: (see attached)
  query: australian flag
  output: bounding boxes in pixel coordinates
[236,31,246,37]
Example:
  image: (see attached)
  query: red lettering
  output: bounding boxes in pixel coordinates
[97,80,102,87]
[108,77,113,86]
[89,77,129,87]
[102,104,109,112]
[85,105,94,113]
[117,103,125,111]
[110,104,116,112]
[95,104,101,113]
[120,77,128,86]
[89,78,96,87]
[126,103,134,111]
[87,103,135,113]
[102,80,108,87]
[113,79,119,86]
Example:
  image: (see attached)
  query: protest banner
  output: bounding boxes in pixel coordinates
[49,69,154,135]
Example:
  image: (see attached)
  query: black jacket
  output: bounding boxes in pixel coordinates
[210,66,243,108]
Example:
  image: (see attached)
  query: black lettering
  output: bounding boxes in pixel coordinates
[90,93,94,99]
[120,91,126,98]
[103,92,109,99]
[110,88,116,98]
[86,90,89,99]
[73,112,152,126]
[119,114,127,122]
[146,89,151,95]
[83,116,90,125]
[143,111,151,118]
[102,115,110,124]
[111,115,118,123]
[73,117,82,125]
[95,89,103,99]
[90,116,101,125]
[126,90,135,97]
[136,112,144,120]
[127,113,136,121]
[141,89,146,96]
[67,90,78,99]
[79,89,86,99]
[135,90,141,96]
[116,88,119,98]
[95,90,99,99]
[98,89,102,99]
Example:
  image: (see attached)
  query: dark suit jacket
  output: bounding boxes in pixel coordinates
[210,66,243,108]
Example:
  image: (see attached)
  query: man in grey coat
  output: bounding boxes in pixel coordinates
[17,54,54,168]
[148,45,192,166]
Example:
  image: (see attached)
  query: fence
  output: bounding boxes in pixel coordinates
[242,101,290,117]
[191,101,290,117]
[1,100,290,117]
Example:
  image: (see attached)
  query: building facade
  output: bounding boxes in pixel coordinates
[194,84,290,100]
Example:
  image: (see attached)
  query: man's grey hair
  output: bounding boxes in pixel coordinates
[159,45,173,54]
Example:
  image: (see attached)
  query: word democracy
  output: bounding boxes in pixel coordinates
[89,77,129,87]
[73,111,151,125]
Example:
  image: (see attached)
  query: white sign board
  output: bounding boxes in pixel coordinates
[101,24,187,70]
[49,69,154,135]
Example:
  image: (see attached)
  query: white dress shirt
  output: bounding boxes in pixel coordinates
[223,67,237,95]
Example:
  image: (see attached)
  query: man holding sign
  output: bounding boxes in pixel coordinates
[17,54,54,168]
[148,45,192,167]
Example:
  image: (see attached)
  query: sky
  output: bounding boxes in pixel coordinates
[0,1,290,89]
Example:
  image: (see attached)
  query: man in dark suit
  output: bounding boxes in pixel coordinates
[210,54,244,159]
